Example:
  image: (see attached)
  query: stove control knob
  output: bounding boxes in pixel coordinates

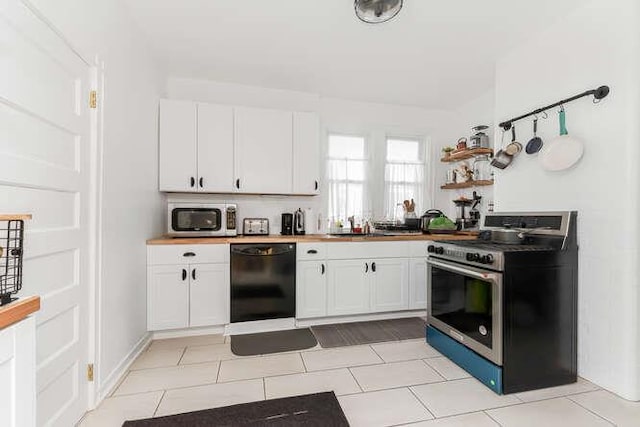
[466,253,474,261]
[435,247,444,255]
[427,245,435,253]
[481,254,494,264]
[467,253,481,262]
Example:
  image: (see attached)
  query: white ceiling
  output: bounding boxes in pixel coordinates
[123,0,588,110]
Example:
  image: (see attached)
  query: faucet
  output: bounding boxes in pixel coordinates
[347,215,355,232]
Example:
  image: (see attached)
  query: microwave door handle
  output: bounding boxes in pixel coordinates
[428,259,499,282]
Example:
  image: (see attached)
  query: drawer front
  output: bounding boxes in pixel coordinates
[148,244,229,265]
[326,241,410,259]
[409,240,433,257]
[297,243,327,261]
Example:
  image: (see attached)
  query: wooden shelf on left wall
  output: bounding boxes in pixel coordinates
[440,180,494,190]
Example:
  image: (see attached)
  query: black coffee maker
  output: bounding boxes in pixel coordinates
[281,213,293,235]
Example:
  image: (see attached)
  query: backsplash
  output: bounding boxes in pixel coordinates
[165,193,324,235]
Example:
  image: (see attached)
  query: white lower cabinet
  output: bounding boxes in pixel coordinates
[409,258,428,309]
[296,260,327,319]
[327,259,370,316]
[370,258,409,312]
[147,262,229,331]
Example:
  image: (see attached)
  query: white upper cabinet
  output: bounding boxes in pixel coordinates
[197,103,234,192]
[293,112,321,195]
[234,107,293,194]
[159,99,197,192]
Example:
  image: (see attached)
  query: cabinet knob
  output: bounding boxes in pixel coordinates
[199,177,204,188]
[371,262,376,272]
[183,252,196,257]
[314,180,318,191]
[190,177,195,188]
[321,263,325,275]
[182,269,187,281]
[307,249,318,254]
[236,179,240,189]
[365,263,369,273]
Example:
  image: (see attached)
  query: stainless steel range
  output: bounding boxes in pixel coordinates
[426,211,578,395]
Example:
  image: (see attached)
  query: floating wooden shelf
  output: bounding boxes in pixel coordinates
[441,147,493,162]
[440,180,494,190]
[0,214,32,221]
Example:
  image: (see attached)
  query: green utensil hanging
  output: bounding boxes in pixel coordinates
[559,109,568,135]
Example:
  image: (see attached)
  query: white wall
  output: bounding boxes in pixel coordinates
[493,0,640,400]
[28,0,165,401]
[165,78,460,221]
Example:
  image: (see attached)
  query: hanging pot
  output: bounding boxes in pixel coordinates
[526,118,544,154]
[540,108,584,171]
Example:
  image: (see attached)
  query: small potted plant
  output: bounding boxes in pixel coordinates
[442,146,455,159]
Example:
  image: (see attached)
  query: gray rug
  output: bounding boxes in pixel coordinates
[231,328,318,356]
[311,317,426,348]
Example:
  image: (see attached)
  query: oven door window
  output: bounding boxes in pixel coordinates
[172,208,222,231]
[431,266,494,348]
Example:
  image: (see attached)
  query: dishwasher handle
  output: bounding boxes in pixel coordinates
[231,244,295,256]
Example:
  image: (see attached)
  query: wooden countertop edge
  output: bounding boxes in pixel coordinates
[0,214,32,221]
[147,233,478,245]
[0,296,40,330]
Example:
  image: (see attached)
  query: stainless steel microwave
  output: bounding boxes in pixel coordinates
[167,203,237,237]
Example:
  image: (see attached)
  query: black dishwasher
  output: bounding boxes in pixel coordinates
[230,244,296,323]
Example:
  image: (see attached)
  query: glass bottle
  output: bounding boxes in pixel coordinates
[473,155,493,182]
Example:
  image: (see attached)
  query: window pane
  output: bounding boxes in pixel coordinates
[347,160,365,181]
[385,163,424,183]
[328,135,365,159]
[387,139,420,162]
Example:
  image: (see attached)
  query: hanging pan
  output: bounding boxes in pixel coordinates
[526,118,544,154]
[540,108,584,171]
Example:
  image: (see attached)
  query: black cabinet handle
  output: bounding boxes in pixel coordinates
[307,249,318,254]
[365,263,369,273]
[199,177,203,188]
[192,268,196,280]
[183,252,196,257]
[321,263,325,275]
[314,180,318,190]
[190,177,195,187]
[236,179,240,189]
[182,269,187,281]
[372,262,376,272]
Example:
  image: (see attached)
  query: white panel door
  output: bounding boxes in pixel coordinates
[159,99,197,192]
[197,103,234,192]
[147,266,189,330]
[327,260,370,316]
[292,112,320,195]
[409,258,427,309]
[189,263,229,327]
[0,1,91,424]
[370,258,409,312]
[234,107,293,194]
[296,261,327,319]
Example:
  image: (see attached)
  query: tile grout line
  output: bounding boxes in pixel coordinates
[262,377,267,401]
[346,367,365,393]
[418,359,447,382]
[152,390,166,418]
[565,395,617,426]
[176,346,187,365]
[407,385,436,420]
[215,359,222,383]
[298,351,309,373]
[482,409,505,426]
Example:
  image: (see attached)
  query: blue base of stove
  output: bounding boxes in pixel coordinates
[426,325,503,394]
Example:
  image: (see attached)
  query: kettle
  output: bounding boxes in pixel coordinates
[294,208,305,235]
[420,209,445,234]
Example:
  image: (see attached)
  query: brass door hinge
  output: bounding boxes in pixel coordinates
[89,90,97,109]
[87,363,94,382]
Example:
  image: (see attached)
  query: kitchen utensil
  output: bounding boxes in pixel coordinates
[490,130,514,169]
[469,125,490,149]
[504,126,523,155]
[453,198,474,230]
[427,214,458,234]
[540,108,584,171]
[456,137,468,150]
[491,226,553,244]
[294,208,306,235]
[420,209,445,234]
[281,213,293,235]
[526,118,544,154]
[243,218,269,235]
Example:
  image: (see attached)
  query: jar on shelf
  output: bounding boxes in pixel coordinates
[473,155,493,182]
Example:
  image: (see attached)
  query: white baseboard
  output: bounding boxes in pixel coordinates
[296,310,426,327]
[224,318,296,335]
[152,325,226,340]
[95,332,152,405]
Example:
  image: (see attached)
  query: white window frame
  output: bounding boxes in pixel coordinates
[383,136,427,219]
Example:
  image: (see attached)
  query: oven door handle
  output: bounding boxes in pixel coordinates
[428,259,500,282]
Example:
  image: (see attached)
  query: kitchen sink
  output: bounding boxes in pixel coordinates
[327,232,422,237]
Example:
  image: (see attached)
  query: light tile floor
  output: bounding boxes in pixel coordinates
[78,335,639,427]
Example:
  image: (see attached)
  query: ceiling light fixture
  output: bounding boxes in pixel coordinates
[354,0,403,24]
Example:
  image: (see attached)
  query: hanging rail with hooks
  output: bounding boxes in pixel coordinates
[498,85,610,131]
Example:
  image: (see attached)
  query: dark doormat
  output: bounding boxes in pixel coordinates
[122,391,350,427]
[230,328,318,356]
[311,317,426,348]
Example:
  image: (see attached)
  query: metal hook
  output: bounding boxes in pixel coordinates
[593,97,601,104]
[559,104,565,113]
[541,110,548,119]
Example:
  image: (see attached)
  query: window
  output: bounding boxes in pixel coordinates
[326,134,368,221]
[384,138,425,218]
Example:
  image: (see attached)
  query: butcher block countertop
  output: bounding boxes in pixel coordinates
[0,296,40,330]
[147,233,478,245]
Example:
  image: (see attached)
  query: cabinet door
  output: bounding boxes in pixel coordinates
[159,99,197,192]
[370,258,409,313]
[234,107,293,194]
[409,258,427,309]
[327,260,370,316]
[293,112,320,195]
[296,261,327,319]
[197,103,234,192]
[147,265,189,330]
[189,263,230,327]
